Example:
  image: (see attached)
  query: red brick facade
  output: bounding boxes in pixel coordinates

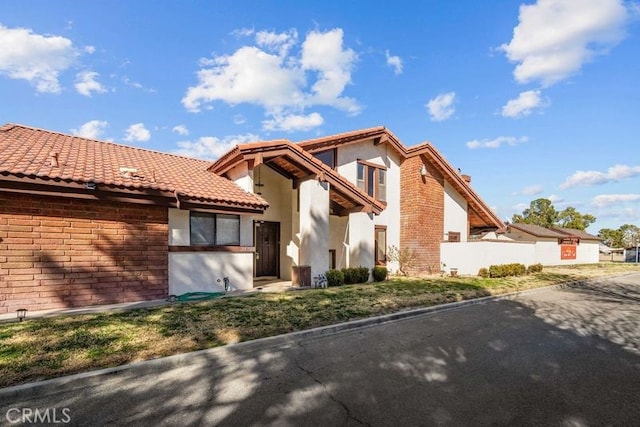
[0,192,168,314]
[400,155,445,274]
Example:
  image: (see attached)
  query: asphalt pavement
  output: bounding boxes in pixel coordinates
[1,274,639,426]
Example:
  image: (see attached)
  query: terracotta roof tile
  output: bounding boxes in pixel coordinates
[0,123,268,210]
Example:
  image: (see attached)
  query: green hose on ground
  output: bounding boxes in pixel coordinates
[168,292,225,302]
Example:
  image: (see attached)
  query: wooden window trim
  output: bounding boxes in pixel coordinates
[357,161,387,202]
[375,225,387,265]
[448,231,461,242]
[170,245,254,253]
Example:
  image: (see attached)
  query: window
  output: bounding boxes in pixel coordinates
[314,149,336,169]
[329,249,336,269]
[448,232,461,242]
[357,163,366,192]
[375,226,387,265]
[190,212,240,245]
[357,161,386,202]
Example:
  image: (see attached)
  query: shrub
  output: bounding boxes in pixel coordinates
[325,269,345,287]
[488,263,526,278]
[526,263,543,274]
[372,266,388,282]
[355,266,370,283]
[478,267,489,278]
[386,245,416,276]
[341,266,370,284]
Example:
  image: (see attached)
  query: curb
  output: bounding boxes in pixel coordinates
[1,273,636,400]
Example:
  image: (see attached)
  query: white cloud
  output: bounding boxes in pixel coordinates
[385,50,403,75]
[560,164,640,189]
[426,92,456,122]
[592,194,640,208]
[548,194,565,203]
[182,27,359,131]
[263,112,323,132]
[255,29,298,57]
[521,184,543,196]
[74,71,106,96]
[466,136,528,149]
[174,133,260,160]
[300,28,359,113]
[0,24,78,93]
[502,90,543,118]
[71,120,108,139]
[172,125,189,136]
[124,123,151,142]
[500,0,630,86]
[84,45,96,54]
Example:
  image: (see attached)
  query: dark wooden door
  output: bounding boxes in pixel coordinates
[255,221,279,277]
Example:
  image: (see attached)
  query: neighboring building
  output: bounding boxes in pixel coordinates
[1,123,503,313]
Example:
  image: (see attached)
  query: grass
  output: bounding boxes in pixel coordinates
[0,262,637,388]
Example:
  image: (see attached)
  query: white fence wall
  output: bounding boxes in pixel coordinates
[441,240,601,275]
[441,241,536,275]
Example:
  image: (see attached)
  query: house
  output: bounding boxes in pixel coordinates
[0,123,502,314]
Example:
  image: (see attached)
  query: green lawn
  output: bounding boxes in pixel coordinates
[1,263,638,388]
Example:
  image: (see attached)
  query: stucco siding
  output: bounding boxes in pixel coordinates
[444,182,468,242]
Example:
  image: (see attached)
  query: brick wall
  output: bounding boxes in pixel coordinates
[0,191,169,314]
[400,156,445,274]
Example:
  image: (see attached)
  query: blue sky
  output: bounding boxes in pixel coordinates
[1,0,639,233]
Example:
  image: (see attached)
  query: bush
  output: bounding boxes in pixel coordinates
[478,267,489,278]
[325,269,345,287]
[341,266,370,284]
[386,245,416,276]
[372,266,388,282]
[488,263,526,278]
[526,263,543,274]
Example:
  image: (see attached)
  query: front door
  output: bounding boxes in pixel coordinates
[255,221,279,277]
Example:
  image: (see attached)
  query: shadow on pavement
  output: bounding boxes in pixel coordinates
[1,277,640,426]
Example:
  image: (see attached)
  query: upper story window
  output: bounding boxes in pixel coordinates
[190,212,240,246]
[313,149,336,169]
[357,161,386,202]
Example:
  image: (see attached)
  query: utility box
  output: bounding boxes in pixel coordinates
[291,265,311,287]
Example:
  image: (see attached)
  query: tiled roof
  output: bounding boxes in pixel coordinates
[551,227,601,241]
[506,223,568,238]
[210,139,386,215]
[0,123,268,211]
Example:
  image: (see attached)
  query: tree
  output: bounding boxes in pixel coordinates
[598,228,624,248]
[598,224,640,248]
[557,207,596,231]
[511,198,558,227]
[512,198,596,231]
[620,224,640,247]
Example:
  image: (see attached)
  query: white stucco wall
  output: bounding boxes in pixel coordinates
[334,139,401,271]
[441,241,536,275]
[329,215,349,269]
[444,181,468,242]
[169,252,254,293]
[349,212,375,271]
[299,179,330,280]
[168,208,256,293]
[442,239,601,275]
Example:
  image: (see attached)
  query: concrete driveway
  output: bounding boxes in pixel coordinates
[2,274,640,426]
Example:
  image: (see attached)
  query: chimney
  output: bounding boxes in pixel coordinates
[49,152,59,167]
[461,174,471,183]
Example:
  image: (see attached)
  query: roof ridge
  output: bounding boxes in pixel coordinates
[1,123,212,165]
